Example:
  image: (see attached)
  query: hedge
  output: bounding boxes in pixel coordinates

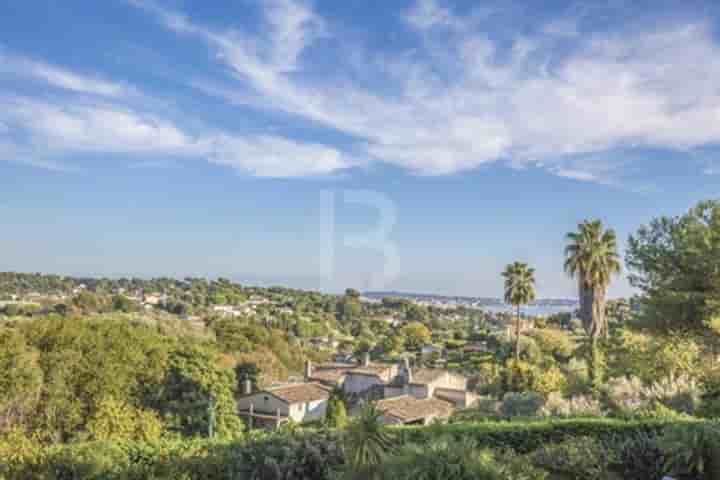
[393,417,703,453]
[0,418,707,479]
[1,431,345,480]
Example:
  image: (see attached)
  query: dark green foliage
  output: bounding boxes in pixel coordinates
[613,431,667,480]
[2,433,346,480]
[381,437,547,480]
[660,422,720,480]
[0,316,243,442]
[531,436,614,480]
[325,390,349,429]
[394,418,698,454]
[627,200,720,332]
[4,419,719,480]
[342,404,395,479]
[156,343,243,439]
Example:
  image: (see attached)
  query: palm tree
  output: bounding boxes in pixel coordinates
[344,404,394,479]
[564,219,621,340]
[502,262,537,361]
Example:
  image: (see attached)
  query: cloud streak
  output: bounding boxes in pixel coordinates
[131,0,720,182]
[0,51,135,97]
[0,94,350,177]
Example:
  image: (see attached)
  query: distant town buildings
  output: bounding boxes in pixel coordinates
[241,353,477,429]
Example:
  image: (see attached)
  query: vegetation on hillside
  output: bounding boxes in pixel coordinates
[5,199,720,478]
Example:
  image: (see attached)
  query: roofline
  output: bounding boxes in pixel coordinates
[236,382,330,405]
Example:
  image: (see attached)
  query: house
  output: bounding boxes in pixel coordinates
[142,293,164,306]
[341,353,398,397]
[383,362,475,408]
[307,361,356,388]
[236,380,331,429]
[212,305,243,317]
[375,395,454,425]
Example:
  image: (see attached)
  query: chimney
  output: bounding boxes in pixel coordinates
[304,359,313,381]
[362,352,370,367]
[403,357,413,384]
[243,378,253,395]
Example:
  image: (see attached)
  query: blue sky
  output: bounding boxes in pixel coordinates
[1,0,720,298]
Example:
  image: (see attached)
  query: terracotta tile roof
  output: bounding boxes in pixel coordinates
[309,369,348,383]
[411,368,448,384]
[265,382,331,404]
[317,362,357,369]
[348,363,394,377]
[376,395,454,423]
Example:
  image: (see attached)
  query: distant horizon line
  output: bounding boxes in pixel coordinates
[1,270,633,302]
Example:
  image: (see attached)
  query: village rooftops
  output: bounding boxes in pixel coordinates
[375,395,454,424]
[410,368,449,384]
[308,368,349,384]
[349,363,396,377]
[244,382,331,404]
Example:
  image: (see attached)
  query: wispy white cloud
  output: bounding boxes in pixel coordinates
[0,51,135,97]
[202,134,349,177]
[0,94,350,177]
[404,0,460,30]
[3,97,190,153]
[130,0,720,183]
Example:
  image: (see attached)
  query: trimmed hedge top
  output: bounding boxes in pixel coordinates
[393,417,703,453]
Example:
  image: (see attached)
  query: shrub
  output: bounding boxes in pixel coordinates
[476,363,503,396]
[395,418,695,454]
[532,366,568,396]
[529,328,575,362]
[540,393,602,418]
[86,397,164,442]
[613,431,667,480]
[643,375,702,415]
[380,437,547,480]
[502,360,537,393]
[500,392,545,418]
[700,366,720,399]
[634,401,691,420]
[564,358,591,395]
[325,393,348,429]
[699,397,720,419]
[451,397,501,422]
[0,428,45,479]
[604,376,647,415]
[660,423,720,480]
[531,436,614,480]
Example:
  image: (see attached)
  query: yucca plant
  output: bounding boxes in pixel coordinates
[342,404,394,480]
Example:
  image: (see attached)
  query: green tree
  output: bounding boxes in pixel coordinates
[159,343,243,439]
[325,389,348,429]
[380,334,405,355]
[564,219,621,339]
[502,262,537,361]
[0,329,43,433]
[111,295,137,313]
[86,397,163,441]
[627,200,720,332]
[400,322,432,351]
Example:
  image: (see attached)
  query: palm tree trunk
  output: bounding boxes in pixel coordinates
[594,286,608,338]
[579,280,594,336]
[514,304,521,361]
